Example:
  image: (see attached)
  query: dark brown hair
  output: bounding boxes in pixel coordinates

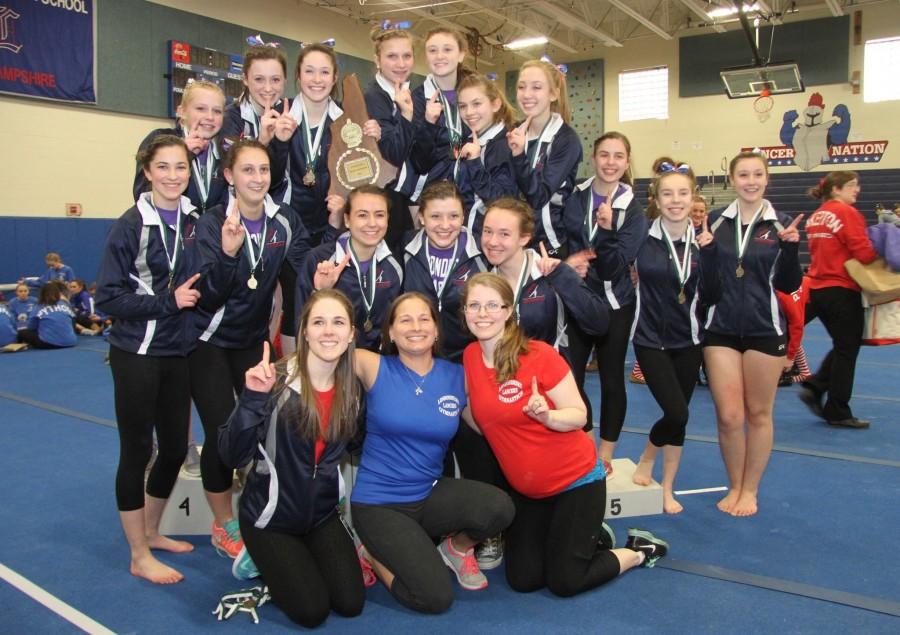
[418,181,465,215]
[136,134,191,171]
[729,150,768,176]
[807,171,859,201]
[344,184,391,217]
[380,292,442,356]
[240,46,288,102]
[462,273,528,383]
[222,138,269,172]
[593,131,634,186]
[424,28,474,88]
[276,288,360,443]
[38,280,66,305]
[295,44,340,99]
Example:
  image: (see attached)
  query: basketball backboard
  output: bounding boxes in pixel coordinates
[720,62,804,98]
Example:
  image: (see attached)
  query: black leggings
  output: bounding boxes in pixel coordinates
[506,478,620,597]
[804,286,865,421]
[451,422,509,489]
[568,302,635,441]
[17,329,66,349]
[189,340,264,493]
[351,478,514,614]
[239,512,364,628]
[634,344,702,447]
[109,346,190,511]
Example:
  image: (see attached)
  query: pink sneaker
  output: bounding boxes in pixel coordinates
[211,519,243,559]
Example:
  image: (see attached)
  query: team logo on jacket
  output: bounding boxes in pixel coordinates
[453,265,471,285]
[521,283,544,304]
[376,270,392,289]
[498,379,524,404]
[438,395,460,417]
[183,223,197,245]
[754,228,776,245]
[266,226,285,248]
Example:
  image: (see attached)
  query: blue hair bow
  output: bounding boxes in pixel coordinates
[300,38,336,48]
[540,55,568,75]
[381,19,412,31]
[246,34,281,48]
[658,162,691,174]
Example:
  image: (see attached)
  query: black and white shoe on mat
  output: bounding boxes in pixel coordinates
[625,528,668,568]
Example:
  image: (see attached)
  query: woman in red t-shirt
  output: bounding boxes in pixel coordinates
[460,272,668,596]
[800,171,877,428]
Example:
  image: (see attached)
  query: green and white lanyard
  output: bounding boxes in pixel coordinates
[661,222,695,304]
[240,215,269,290]
[431,78,462,159]
[347,239,377,332]
[584,186,614,243]
[493,250,532,323]
[189,136,217,206]
[526,118,552,170]
[734,202,766,278]
[299,96,328,178]
[151,201,183,292]
[425,238,459,312]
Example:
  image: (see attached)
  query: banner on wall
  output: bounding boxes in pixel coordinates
[0,0,96,103]
[741,92,889,171]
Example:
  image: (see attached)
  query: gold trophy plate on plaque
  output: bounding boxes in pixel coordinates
[327,74,398,198]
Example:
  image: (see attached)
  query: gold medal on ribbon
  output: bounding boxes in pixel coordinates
[303,168,316,187]
[364,318,373,332]
[247,274,258,290]
[678,289,686,304]
[736,264,745,278]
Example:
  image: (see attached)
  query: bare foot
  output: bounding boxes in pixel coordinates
[663,492,683,515]
[632,457,654,486]
[147,534,194,553]
[730,491,758,517]
[716,489,741,513]
[130,554,184,584]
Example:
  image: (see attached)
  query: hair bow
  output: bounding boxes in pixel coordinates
[301,38,336,48]
[381,19,412,31]
[486,72,498,81]
[658,162,691,174]
[246,34,281,48]
[540,55,568,75]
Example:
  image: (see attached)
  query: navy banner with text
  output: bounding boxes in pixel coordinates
[0,0,96,103]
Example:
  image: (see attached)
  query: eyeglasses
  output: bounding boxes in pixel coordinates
[464,301,507,315]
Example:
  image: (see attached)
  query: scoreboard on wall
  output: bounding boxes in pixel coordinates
[168,40,244,117]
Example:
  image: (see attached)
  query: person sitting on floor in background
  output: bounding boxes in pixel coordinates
[20,252,76,290]
[0,302,16,347]
[68,279,104,336]
[8,283,37,331]
[17,281,76,349]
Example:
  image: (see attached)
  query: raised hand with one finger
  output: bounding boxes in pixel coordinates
[244,341,277,393]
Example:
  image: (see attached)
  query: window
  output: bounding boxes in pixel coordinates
[864,37,900,103]
[619,66,668,122]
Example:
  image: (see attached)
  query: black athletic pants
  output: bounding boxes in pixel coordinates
[506,478,620,597]
[351,478,514,614]
[189,340,264,492]
[568,302,636,441]
[109,346,190,511]
[634,344,703,447]
[239,512,364,628]
[17,329,65,349]
[804,286,865,421]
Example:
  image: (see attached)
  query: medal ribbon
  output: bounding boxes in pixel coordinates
[240,214,269,279]
[734,202,766,268]
[347,239,377,322]
[431,78,462,154]
[151,200,183,289]
[299,96,328,171]
[661,222,695,295]
[190,138,217,205]
[527,118,552,170]
[493,251,532,323]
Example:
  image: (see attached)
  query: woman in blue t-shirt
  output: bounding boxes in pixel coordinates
[348,292,514,614]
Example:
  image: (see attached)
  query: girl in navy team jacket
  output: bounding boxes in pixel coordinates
[269,44,380,353]
[595,162,721,514]
[96,135,237,585]
[507,59,582,257]
[219,290,364,628]
[133,80,228,214]
[67,279,103,335]
[300,185,403,352]
[410,28,471,188]
[402,182,485,362]
[364,25,419,255]
[220,46,288,152]
[17,281,76,349]
[566,132,647,476]
[187,139,311,561]
[703,151,803,517]
[454,73,518,245]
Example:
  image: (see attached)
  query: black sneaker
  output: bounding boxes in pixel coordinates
[798,385,825,419]
[826,417,870,429]
[778,370,794,387]
[625,528,668,568]
[598,522,616,550]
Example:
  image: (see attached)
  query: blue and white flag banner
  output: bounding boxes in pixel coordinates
[0,0,96,103]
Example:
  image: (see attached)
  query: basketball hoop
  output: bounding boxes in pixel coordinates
[753,88,774,123]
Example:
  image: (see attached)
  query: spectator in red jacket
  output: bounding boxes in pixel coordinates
[775,278,811,386]
[800,171,878,428]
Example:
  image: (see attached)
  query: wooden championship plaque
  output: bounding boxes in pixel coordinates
[327,74,397,198]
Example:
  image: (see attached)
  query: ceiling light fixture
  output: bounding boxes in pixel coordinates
[504,35,549,50]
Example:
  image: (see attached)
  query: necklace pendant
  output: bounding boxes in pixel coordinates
[735,264,745,278]
[247,274,258,290]
[364,318,373,332]
[677,289,686,304]
[303,168,316,187]
[415,386,423,396]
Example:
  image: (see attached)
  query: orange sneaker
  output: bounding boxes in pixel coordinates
[212,519,244,559]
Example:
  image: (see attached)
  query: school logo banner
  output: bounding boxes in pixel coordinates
[0,0,96,103]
